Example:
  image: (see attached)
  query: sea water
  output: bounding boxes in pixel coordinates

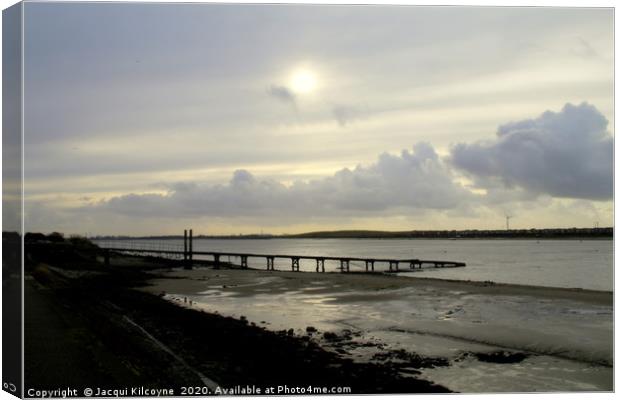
[99,238,613,291]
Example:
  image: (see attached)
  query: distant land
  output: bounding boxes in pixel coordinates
[91,227,613,240]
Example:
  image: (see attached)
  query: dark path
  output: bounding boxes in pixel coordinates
[24,272,204,395]
[25,277,128,391]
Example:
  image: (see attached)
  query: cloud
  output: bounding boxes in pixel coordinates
[450,102,613,200]
[89,142,473,219]
[267,84,296,105]
[332,104,363,127]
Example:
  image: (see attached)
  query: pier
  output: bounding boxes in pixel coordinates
[96,229,466,273]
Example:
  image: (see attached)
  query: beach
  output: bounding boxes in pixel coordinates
[23,238,613,394]
[143,266,613,392]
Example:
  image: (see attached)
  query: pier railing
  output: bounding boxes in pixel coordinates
[95,239,185,259]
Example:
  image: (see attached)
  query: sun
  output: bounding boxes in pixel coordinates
[289,69,318,94]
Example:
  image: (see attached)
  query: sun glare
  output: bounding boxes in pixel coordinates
[289,69,318,94]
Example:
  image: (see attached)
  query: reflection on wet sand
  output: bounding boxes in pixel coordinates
[143,267,613,392]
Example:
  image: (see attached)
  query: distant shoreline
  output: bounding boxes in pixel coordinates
[92,227,613,241]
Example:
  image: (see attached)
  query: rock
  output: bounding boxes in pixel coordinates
[306,326,317,333]
[371,349,450,368]
[472,351,529,364]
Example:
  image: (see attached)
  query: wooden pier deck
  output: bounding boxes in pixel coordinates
[97,229,466,273]
[99,247,466,273]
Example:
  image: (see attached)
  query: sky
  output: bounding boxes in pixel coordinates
[19,3,614,236]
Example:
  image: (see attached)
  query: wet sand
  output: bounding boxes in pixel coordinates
[144,267,612,305]
[142,267,613,392]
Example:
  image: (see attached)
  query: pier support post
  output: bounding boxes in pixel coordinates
[183,230,188,263]
[214,254,220,269]
[316,258,325,273]
[389,261,399,272]
[189,229,193,264]
[241,255,248,268]
[340,259,350,272]
[365,260,374,272]
[184,229,193,270]
[266,256,275,270]
[291,257,300,271]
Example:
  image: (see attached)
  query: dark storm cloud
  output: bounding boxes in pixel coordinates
[90,143,473,218]
[450,102,613,200]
